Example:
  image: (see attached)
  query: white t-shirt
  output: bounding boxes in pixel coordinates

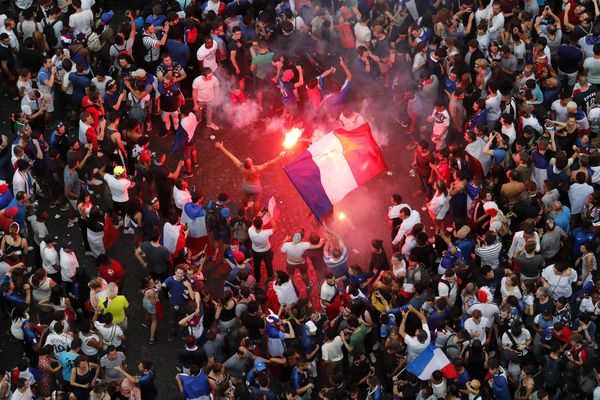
[438,278,458,304]
[20,95,40,116]
[468,303,499,328]
[40,242,59,274]
[501,328,531,354]
[192,75,220,102]
[60,249,79,282]
[404,323,431,362]
[281,241,311,264]
[542,265,577,300]
[68,10,94,36]
[45,332,73,356]
[103,174,132,203]
[196,44,218,72]
[464,317,489,344]
[320,281,337,306]
[248,227,273,252]
[93,322,124,347]
[91,77,108,98]
[321,336,344,362]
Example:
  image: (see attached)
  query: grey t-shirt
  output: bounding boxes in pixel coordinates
[204,335,225,362]
[63,167,80,198]
[514,254,544,278]
[100,352,126,381]
[223,353,251,379]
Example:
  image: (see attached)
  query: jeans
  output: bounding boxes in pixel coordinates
[251,249,273,283]
[198,101,215,126]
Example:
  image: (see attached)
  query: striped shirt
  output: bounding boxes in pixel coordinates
[475,242,502,268]
[142,33,160,63]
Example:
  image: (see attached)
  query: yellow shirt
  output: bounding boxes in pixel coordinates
[99,295,129,324]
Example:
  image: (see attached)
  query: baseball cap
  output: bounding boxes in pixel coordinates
[254,359,266,372]
[56,121,64,129]
[62,240,74,250]
[100,11,114,24]
[467,380,481,391]
[131,68,147,79]
[113,166,125,176]
[304,321,317,333]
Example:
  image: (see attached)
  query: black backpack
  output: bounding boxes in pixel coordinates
[132,34,150,64]
[206,201,228,232]
[43,18,59,48]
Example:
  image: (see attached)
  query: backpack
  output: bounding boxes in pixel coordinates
[87,32,103,53]
[231,217,249,242]
[132,34,151,64]
[410,263,431,287]
[185,26,198,45]
[206,201,227,232]
[128,96,146,121]
[42,18,59,48]
[495,213,511,238]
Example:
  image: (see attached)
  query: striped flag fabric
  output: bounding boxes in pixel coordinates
[261,194,279,229]
[406,344,458,380]
[283,123,387,219]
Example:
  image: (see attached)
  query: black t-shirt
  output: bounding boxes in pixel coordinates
[534,298,556,316]
[575,84,598,113]
[240,311,264,340]
[178,347,208,369]
[227,37,247,69]
[46,157,62,183]
[19,48,43,73]
[369,251,390,272]
[159,87,181,112]
[0,44,15,72]
[151,161,172,192]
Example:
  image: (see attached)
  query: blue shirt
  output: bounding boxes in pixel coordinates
[166,40,190,68]
[163,276,186,305]
[0,190,14,210]
[58,351,79,381]
[551,206,571,234]
[69,73,91,102]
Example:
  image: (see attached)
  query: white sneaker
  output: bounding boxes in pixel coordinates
[123,227,135,235]
[85,251,94,256]
[207,123,220,131]
[61,204,70,211]
[67,219,77,228]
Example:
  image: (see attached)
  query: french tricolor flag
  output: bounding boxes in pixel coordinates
[284,123,387,219]
[406,344,458,380]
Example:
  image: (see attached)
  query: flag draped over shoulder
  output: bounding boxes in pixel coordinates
[283,123,387,219]
[261,194,279,229]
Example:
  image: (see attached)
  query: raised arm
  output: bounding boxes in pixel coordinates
[339,56,352,81]
[214,141,243,168]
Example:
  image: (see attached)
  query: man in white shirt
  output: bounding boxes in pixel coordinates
[196,36,218,72]
[438,269,459,305]
[248,217,274,284]
[501,323,532,358]
[100,165,134,225]
[60,241,79,285]
[0,17,19,51]
[281,231,323,291]
[428,102,450,150]
[399,305,430,363]
[40,236,60,283]
[68,0,93,37]
[568,172,594,216]
[12,159,38,200]
[192,68,220,130]
[44,321,73,357]
[392,207,421,248]
[486,1,505,43]
[464,309,490,345]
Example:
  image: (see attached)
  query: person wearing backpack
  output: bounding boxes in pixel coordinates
[230,208,251,249]
[139,22,170,73]
[42,7,62,49]
[206,192,231,262]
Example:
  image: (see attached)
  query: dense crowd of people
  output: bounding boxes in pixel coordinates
[1,0,600,399]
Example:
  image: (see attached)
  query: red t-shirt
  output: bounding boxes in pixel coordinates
[552,326,573,344]
[98,260,125,287]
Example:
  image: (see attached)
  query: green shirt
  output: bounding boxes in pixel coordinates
[252,51,274,80]
[349,325,367,354]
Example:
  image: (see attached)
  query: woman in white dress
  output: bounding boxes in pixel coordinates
[426,180,450,231]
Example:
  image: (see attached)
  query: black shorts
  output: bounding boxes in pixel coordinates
[112,200,128,214]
